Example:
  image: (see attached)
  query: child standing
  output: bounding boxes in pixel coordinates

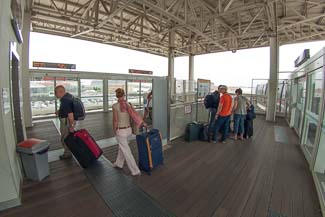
[244,104,256,139]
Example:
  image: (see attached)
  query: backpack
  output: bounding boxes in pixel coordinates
[72,96,86,121]
[204,92,219,109]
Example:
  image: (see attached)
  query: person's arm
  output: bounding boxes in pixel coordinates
[215,102,223,119]
[246,98,251,108]
[232,97,238,113]
[143,107,148,119]
[62,98,75,132]
[113,107,118,135]
[67,113,75,133]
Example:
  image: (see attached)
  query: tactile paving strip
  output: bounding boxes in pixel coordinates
[84,157,176,217]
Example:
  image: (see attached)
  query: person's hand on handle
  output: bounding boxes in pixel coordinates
[142,122,148,128]
[69,125,75,133]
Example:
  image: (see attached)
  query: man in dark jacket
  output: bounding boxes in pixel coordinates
[208,87,221,142]
[55,85,77,160]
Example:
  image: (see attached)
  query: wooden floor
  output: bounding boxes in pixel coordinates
[105,117,322,217]
[0,160,114,217]
[2,116,322,217]
[26,121,61,151]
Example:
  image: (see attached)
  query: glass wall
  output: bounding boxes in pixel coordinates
[294,77,307,136]
[127,80,140,108]
[285,80,292,123]
[314,112,325,173]
[277,80,287,113]
[30,77,56,116]
[141,81,152,108]
[108,80,126,108]
[80,79,103,111]
[303,70,323,157]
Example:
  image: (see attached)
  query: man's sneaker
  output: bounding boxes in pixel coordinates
[221,140,226,144]
[59,154,72,160]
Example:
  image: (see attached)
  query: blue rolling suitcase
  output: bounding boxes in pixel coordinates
[136,129,164,175]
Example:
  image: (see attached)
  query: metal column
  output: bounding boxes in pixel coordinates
[103,79,108,112]
[189,54,194,91]
[21,12,32,127]
[168,31,175,102]
[266,36,279,122]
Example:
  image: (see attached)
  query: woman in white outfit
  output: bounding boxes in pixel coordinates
[112,88,142,176]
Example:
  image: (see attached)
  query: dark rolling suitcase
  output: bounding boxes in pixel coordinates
[199,124,209,141]
[185,122,203,142]
[136,129,164,175]
[64,129,103,168]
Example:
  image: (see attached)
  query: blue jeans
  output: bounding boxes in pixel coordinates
[213,115,231,142]
[233,114,245,134]
[208,108,217,134]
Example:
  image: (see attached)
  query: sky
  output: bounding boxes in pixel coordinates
[29,32,325,87]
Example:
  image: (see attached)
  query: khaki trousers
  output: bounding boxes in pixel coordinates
[114,127,140,175]
[60,118,78,156]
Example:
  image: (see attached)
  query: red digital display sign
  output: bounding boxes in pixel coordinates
[128,69,153,75]
[33,61,76,69]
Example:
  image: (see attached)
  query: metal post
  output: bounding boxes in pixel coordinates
[125,80,128,101]
[139,81,142,107]
[21,12,32,127]
[168,31,175,102]
[54,79,57,113]
[103,79,108,112]
[183,80,187,102]
[189,54,194,92]
[266,36,279,122]
[77,78,81,98]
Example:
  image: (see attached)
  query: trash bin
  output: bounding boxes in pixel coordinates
[17,139,50,181]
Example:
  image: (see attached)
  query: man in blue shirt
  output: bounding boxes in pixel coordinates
[208,87,220,142]
[55,85,77,160]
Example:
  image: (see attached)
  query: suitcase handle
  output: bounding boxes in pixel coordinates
[140,126,149,133]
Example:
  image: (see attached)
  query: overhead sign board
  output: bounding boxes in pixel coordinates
[294,49,310,68]
[129,69,153,75]
[33,61,76,69]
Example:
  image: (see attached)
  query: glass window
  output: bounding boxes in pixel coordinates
[306,122,317,146]
[81,79,103,111]
[307,71,323,116]
[295,77,307,135]
[297,77,307,110]
[108,80,126,108]
[30,77,56,117]
[285,80,291,121]
[127,80,140,108]
[305,121,318,156]
[56,78,78,96]
[140,81,152,108]
[176,80,184,94]
[277,81,286,112]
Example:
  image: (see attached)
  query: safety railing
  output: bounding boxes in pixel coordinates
[29,69,154,118]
